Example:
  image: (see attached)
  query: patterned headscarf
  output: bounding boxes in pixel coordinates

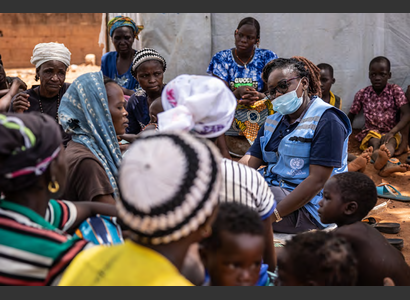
[107,15,144,40]
[0,112,62,192]
[58,71,122,201]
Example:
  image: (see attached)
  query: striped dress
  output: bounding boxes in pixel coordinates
[0,199,94,286]
[219,159,276,220]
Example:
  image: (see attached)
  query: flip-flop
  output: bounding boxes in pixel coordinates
[376,183,410,202]
[406,155,410,164]
[387,238,404,251]
[362,217,401,234]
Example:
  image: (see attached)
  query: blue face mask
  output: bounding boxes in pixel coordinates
[272,79,304,115]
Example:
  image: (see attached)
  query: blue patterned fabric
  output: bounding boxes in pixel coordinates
[207,48,278,93]
[101,51,140,92]
[58,71,122,200]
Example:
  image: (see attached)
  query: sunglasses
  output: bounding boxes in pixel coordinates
[266,77,300,100]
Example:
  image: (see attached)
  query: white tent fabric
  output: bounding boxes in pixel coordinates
[101,13,410,128]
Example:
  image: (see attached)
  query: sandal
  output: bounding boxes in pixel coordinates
[376,183,410,202]
[387,238,404,251]
[362,217,401,234]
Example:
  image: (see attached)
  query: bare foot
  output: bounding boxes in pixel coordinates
[348,147,373,172]
[348,156,369,172]
[394,144,409,156]
[374,144,390,171]
[378,163,410,177]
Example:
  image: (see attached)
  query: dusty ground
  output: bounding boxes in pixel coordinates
[6,66,410,265]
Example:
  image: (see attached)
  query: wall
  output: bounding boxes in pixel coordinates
[0,13,103,68]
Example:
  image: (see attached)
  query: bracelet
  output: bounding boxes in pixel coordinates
[274,208,282,223]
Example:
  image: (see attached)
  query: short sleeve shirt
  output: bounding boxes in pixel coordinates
[207,48,278,92]
[349,83,408,141]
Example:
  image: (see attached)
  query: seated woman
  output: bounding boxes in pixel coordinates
[0,112,117,286]
[101,15,144,98]
[125,48,167,135]
[59,72,129,205]
[8,42,72,146]
[238,56,352,234]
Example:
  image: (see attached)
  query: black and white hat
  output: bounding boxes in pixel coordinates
[131,48,167,78]
[117,130,222,245]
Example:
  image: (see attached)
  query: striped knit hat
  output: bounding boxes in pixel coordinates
[131,48,167,78]
[117,130,222,245]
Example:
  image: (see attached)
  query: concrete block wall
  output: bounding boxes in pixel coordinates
[0,13,104,68]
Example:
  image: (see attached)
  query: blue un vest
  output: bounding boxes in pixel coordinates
[259,97,352,227]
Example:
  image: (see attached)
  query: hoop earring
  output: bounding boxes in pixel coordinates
[201,225,212,238]
[48,181,60,193]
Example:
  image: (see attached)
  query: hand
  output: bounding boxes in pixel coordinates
[12,78,27,91]
[12,91,30,113]
[380,132,394,145]
[117,133,139,144]
[236,86,260,106]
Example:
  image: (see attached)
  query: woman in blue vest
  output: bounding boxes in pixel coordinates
[239,56,352,234]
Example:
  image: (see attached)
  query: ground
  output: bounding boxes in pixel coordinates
[5,65,410,265]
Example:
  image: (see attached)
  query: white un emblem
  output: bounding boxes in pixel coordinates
[290,158,304,170]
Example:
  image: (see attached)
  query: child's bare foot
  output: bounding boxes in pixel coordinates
[394,144,410,156]
[348,146,373,172]
[374,144,390,170]
[348,156,368,172]
[378,163,410,177]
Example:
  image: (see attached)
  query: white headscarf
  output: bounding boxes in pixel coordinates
[158,74,237,139]
[30,42,71,68]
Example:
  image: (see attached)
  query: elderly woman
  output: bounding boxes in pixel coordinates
[8,42,72,146]
[125,48,167,134]
[0,112,117,286]
[58,130,222,286]
[101,15,144,97]
[59,71,128,205]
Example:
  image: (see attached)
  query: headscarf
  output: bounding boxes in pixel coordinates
[131,48,167,77]
[157,74,237,139]
[117,130,222,245]
[0,112,62,192]
[107,15,144,40]
[30,42,71,69]
[58,71,122,200]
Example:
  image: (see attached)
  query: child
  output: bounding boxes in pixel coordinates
[142,96,163,131]
[318,171,410,286]
[275,230,358,286]
[199,202,276,286]
[317,63,342,109]
[348,56,410,176]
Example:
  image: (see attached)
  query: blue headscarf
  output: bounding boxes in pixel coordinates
[58,71,122,200]
[107,15,144,40]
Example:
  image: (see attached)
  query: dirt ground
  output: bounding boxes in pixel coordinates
[5,65,410,265]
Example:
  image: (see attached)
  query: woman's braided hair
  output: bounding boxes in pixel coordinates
[262,56,322,98]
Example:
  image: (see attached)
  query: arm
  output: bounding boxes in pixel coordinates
[381,103,410,144]
[347,112,356,127]
[65,201,117,234]
[238,154,263,169]
[272,164,334,221]
[0,78,27,112]
[262,215,277,272]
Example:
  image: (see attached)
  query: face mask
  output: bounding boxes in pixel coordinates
[272,79,304,115]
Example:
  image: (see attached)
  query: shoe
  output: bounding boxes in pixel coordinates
[362,217,401,234]
[387,238,404,251]
[376,183,410,202]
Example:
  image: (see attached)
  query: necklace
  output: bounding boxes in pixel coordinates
[235,48,254,69]
[37,88,60,123]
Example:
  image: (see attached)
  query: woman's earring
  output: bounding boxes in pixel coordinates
[48,180,60,193]
[201,225,212,238]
